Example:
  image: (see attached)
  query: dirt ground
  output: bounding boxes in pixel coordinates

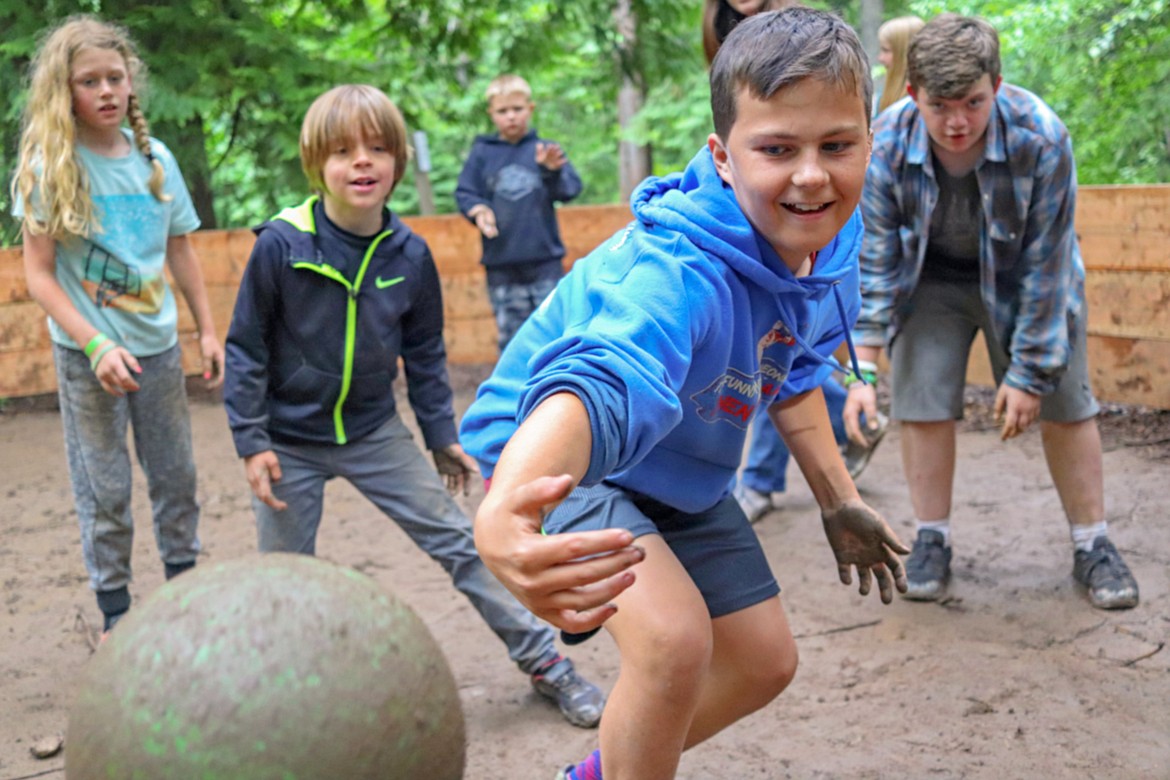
[2,366,1168,780]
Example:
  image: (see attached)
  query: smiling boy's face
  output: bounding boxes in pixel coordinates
[709,78,872,272]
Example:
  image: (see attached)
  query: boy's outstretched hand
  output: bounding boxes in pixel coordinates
[432,443,480,496]
[474,473,644,634]
[821,499,909,604]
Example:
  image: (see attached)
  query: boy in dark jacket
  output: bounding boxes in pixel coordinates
[455,73,582,352]
[223,84,604,728]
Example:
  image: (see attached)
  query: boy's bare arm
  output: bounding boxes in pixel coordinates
[770,387,909,603]
[474,392,644,633]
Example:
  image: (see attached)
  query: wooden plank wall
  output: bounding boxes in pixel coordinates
[1,187,1168,409]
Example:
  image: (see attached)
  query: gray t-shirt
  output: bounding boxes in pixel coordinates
[922,158,982,284]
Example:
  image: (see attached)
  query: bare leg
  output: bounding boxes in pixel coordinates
[901,420,957,521]
[1040,417,1105,528]
[600,534,713,780]
[684,595,797,749]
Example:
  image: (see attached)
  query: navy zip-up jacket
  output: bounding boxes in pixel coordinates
[454,129,582,268]
[224,197,457,458]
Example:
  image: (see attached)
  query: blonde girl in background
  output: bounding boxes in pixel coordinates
[11,15,223,640]
[874,15,926,117]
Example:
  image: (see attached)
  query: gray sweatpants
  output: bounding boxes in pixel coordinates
[54,343,201,595]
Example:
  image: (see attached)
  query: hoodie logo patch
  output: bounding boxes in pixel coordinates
[758,321,796,355]
[492,164,541,202]
[690,368,760,428]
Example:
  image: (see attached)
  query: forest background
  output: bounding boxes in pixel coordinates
[0,0,1167,247]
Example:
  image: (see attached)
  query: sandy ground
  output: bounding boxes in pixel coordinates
[1,366,1168,780]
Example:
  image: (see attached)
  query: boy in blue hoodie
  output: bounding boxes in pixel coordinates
[223,85,604,729]
[455,73,583,352]
[460,10,909,779]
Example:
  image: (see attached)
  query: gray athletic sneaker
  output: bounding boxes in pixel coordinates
[904,528,952,601]
[1073,537,1139,610]
[842,411,889,479]
[531,657,606,728]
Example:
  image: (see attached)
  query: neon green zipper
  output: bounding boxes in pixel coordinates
[291,230,393,444]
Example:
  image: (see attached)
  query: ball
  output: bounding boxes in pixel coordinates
[66,553,465,779]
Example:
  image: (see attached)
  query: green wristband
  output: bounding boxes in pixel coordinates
[84,332,109,358]
[89,341,118,372]
[843,369,878,387]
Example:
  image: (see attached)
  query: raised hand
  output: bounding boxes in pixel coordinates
[535,141,566,171]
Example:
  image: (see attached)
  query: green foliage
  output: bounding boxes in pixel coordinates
[0,0,1166,248]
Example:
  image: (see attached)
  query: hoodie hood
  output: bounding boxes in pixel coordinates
[632,147,865,377]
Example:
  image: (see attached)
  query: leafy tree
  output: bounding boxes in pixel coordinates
[0,0,1165,248]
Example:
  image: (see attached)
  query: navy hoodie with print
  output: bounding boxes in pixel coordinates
[455,130,582,270]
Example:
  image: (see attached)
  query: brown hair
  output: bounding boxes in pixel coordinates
[299,84,410,196]
[702,0,802,65]
[907,13,1001,99]
[710,7,872,139]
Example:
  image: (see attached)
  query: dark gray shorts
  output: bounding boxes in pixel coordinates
[543,482,780,619]
[890,281,1099,423]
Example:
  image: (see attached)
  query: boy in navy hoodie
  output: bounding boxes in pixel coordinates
[223,84,604,729]
[455,73,582,352]
[460,10,910,779]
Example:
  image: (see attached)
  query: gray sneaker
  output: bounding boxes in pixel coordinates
[732,482,773,524]
[531,657,606,728]
[904,529,952,601]
[842,412,889,479]
[1073,537,1139,610]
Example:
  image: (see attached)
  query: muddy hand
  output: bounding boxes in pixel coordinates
[821,499,909,603]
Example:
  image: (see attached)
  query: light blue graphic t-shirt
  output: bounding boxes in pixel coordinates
[13,129,200,356]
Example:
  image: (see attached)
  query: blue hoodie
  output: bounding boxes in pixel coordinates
[460,147,863,513]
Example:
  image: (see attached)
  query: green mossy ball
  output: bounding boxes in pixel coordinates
[66,554,465,780]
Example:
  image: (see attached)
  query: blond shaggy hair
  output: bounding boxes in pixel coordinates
[484,74,532,104]
[298,84,410,197]
[11,15,167,240]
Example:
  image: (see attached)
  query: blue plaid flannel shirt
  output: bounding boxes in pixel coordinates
[856,83,1086,396]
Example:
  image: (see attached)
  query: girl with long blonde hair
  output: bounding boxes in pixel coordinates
[10,15,223,641]
[875,15,926,116]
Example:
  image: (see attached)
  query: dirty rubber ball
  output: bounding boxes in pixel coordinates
[66,553,465,780]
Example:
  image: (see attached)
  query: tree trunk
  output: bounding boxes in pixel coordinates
[615,0,651,201]
[859,0,884,71]
[155,115,217,230]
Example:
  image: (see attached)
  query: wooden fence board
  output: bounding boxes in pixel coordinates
[1085,271,1170,341]
[2,192,1168,406]
[1077,186,1170,272]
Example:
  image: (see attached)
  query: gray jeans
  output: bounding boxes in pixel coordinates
[253,415,559,674]
[54,343,201,594]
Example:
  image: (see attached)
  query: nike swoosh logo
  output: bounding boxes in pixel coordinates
[375,276,405,289]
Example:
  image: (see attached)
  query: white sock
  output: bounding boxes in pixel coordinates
[916,518,951,547]
[1071,521,1108,552]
